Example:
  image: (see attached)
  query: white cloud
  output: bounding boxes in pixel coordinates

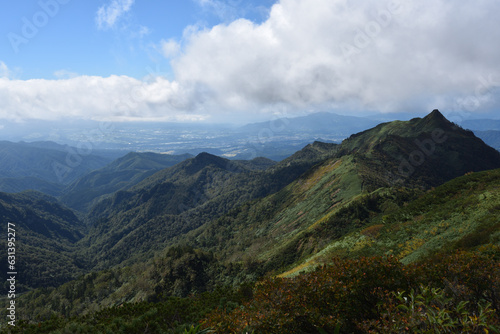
[96,0,135,30]
[2,0,500,123]
[161,39,181,59]
[0,75,202,122]
[173,0,500,115]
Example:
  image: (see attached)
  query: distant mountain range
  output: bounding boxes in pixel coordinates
[60,152,194,212]
[462,118,500,131]
[472,130,500,151]
[0,112,372,196]
[240,111,379,136]
[0,110,499,331]
[0,141,124,195]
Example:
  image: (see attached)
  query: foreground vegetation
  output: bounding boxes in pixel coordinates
[204,251,499,333]
[4,250,498,333]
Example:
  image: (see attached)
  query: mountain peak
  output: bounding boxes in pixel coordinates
[426,109,446,121]
[194,152,222,162]
[187,152,235,173]
[417,109,454,131]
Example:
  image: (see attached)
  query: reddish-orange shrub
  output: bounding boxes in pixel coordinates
[203,251,499,334]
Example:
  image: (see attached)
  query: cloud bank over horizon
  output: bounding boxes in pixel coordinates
[1,0,499,123]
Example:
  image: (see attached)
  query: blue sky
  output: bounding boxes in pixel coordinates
[0,0,499,124]
[1,0,273,79]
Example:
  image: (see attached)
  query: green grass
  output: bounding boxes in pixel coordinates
[281,169,500,276]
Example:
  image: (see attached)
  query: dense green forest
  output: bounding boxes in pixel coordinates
[60,152,194,212]
[1,111,499,333]
[0,191,87,291]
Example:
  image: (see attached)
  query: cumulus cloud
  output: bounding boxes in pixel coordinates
[0,75,204,122]
[174,0,500,115]
[2,0,500,122]
[96,0,135,30]
[161,39,181,59]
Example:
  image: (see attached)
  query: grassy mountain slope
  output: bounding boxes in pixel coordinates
[188,154,363,267]
[79,110,500,273]
[60,152,193,212]
[281,168,500,277]
[0,191,86,291]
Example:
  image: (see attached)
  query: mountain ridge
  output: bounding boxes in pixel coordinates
[336,109,500,189]
[7,110,500,332]
[60,152,193,212]
[177,110,500,272]
[80,143,338,269]
[239,111,379,136]
[79,110,500,270]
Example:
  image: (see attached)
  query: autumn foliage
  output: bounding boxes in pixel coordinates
[204,250,500,333]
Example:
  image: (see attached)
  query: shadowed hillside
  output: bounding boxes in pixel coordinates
[0,191,86,291]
